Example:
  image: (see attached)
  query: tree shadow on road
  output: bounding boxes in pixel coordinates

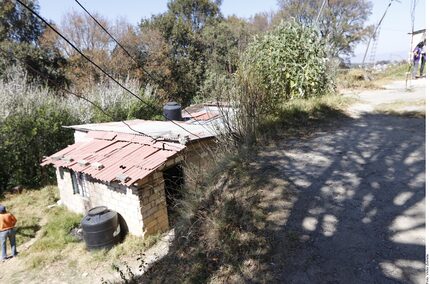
[257,113,425,283]
[137,112,424,283]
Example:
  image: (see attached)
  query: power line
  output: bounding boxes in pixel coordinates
[0,47,159,142]
[73,0,162,87]
[73,0,213,133]
[15,0,200,139]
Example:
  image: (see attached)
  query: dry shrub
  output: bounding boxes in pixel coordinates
[142,155,272,283]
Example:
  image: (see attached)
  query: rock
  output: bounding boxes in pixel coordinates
[9,185,23,194]
[82,272,88,277]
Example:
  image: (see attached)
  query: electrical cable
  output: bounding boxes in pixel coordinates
[73,0,163,88]
[0,47,160,142]
[73,0,213,134]
[15,0,201,139]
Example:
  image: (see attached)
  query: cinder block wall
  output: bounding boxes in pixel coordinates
[136,171,169,236]
[87,180,144,236]
[56,167,170,237]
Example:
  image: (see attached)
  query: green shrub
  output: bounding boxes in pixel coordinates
[127,98,163,121]
[0,105,78,191]
[240,21,333,113]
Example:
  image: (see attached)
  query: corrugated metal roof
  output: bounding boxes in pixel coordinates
[183,110,220,121]
[41,131,185,186]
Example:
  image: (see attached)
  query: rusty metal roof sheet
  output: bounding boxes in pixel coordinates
[41,131,185,186]
[183,110,220,121]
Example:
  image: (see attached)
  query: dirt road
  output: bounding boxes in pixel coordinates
[261,79,426,283]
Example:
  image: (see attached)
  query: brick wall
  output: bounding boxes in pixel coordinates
[136,171,169,235]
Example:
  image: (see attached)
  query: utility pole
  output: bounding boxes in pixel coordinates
[361,0,399,67]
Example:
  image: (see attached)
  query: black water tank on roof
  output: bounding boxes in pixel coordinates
[81,206,121,250]
[163,102,182,121]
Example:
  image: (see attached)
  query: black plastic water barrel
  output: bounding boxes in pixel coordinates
[81,206,121,250]
[163,102,182,121]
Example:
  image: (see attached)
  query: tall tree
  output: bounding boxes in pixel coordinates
[0,0,68,88]
[140,0,222,105]
[56,10,112,89]
[203,16,251,74]
[276,0,373,59]
[56,11,145,90]
[0,0,43,43]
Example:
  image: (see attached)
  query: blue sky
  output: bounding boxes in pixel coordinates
[38,0,425,62]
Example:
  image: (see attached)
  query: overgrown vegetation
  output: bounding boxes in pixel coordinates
[0,67,160,192]
[142,154,271,282]
[0,0,388,282]
[0,0,374,193]
[141,92,349,282]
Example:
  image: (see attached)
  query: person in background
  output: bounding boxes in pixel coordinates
[412,42,424,79]
[420,42,426,77]
[0,205,17,261]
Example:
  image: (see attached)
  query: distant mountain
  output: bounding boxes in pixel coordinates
[350,50,410,64]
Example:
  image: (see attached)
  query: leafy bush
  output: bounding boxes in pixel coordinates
[0,106,78,190]
[240,21,333,112]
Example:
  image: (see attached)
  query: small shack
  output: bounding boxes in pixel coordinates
[41,104,228,237]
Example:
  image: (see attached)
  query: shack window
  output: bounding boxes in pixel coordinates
[71,172,89,197]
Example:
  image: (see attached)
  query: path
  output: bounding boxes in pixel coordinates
[260,79,426,283]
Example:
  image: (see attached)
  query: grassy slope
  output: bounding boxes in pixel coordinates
[1,186,59,245]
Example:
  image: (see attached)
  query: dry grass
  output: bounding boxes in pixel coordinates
[260,93,352,140]
[142,156,272,283]
[0,186,160,283]
[337,63,410,90]
[374,99,426,118]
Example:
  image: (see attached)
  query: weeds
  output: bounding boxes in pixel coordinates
[141,152,273,283]
[30,207,82,251]
[336,63,410,90]
[261,93,351,139]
